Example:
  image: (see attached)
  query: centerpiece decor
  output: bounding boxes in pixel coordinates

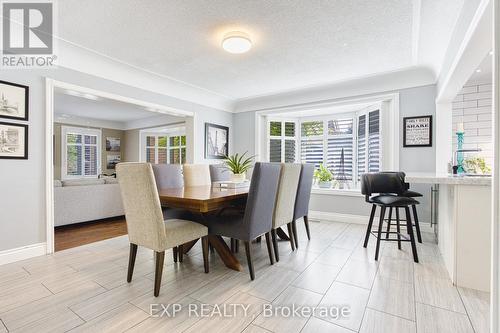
[223,152,254,182]
[314,163,336,189]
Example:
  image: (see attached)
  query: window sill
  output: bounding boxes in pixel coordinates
[311,187,363,197]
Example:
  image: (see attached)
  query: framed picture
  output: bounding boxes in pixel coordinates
[106,154,121,169]
[403,115,432,147]
[106,137,120,152]
[0,80,29,121]
[205,123,228,159]
[0,122,28,159]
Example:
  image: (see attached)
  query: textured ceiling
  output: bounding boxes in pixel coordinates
[57,0,463,101]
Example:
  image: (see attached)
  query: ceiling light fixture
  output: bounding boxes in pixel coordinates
[489,50,493,56]
[476,69,482,73]
[222,31,252,54]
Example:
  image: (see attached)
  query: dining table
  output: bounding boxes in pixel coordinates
[158,185,290,271]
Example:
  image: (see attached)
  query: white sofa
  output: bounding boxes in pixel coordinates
[54,178,124,227]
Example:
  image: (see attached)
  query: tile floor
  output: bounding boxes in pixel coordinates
[0,220,490,333]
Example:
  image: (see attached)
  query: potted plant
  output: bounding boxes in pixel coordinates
[314,163,335,188]
[224,152,254,182]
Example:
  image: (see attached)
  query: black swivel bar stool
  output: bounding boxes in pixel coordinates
[361,172,419,263]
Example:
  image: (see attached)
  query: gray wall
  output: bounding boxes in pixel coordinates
[0,67,232,252]
[233,84,437,222]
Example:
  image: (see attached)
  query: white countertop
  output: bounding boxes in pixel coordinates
[405,172,492,186]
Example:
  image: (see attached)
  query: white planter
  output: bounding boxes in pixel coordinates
[231,173,246,183]
[318,181,332,188]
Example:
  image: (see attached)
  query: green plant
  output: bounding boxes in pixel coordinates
[313,163,334,182]
[223,152,254,174]
[463,157,491,174]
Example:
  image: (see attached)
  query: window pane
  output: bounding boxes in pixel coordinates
[170,148,180,164]
[285,140,296,162]
[169,136,180,147]
[158,148,167,164]
[327,137,353,180]
[301,121,323,137]
[269,139,282,162]
[270,122,282,136]
[357,114,366,180]
[181,148,186,163]
[300,139,323,168]
[146,136,155,147]
[146,147,155,163]
[158,136,167,148]
[328,118,353,135]
[285,122,295,137]
[181,135,186,146]
[67,145,82,176]
[368,110,380,172]
[67,133,81,144]
[84,135,97,145]
[84,145,97,175]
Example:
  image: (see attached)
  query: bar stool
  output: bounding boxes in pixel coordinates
[361,173,419,263]
[382,172,423,244]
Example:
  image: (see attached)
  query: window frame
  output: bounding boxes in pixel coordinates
[267,118,298,163]
[141,131,186,165]
[61,126,102,180]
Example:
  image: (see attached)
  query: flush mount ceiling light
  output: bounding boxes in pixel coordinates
[222,31,252,54]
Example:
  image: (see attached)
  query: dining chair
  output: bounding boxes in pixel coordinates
[209,163,231,182]
[291,163,315,247]
[183,164,212,187]
[271,163,302,262]
[116,162,210,296]
[202,162,281,280]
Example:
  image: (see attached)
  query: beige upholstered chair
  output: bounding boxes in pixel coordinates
[271,163,302,261]
[183,164,211,187]
[116,162,209,297]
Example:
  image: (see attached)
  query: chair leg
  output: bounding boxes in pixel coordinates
[363,205,377,248]
[292,220,299,249]
[234,240,239,253]
[173,246,178,263]
[154,251,165,297]
[178,245,184,262]
[374,206,386,261]
[385,207,393,239]
[202,236,209,273]
[395,207,402,250]
[303,215,311,240]
[271,229,279,262]
[127,243,138,283]
[230,238,235,252]
[244,241,255,280]
[255,236,262,243]
[405,206,419,263]
[209,243,215,254]
[287,223,296,251]
[412,205,423,243]
[265,232,274,265]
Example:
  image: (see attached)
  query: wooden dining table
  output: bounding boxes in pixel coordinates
[158,185,290,271]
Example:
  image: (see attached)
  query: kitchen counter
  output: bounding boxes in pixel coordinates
[405,172,492,186]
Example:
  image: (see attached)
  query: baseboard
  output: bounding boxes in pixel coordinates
[0,243,47,266]
[308,210,433,233]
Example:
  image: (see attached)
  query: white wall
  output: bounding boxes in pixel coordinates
[233,84,437,221]
[0,67,233,252]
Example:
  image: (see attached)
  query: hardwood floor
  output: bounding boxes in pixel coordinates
[1,220,489,333]
[54,218,128,252]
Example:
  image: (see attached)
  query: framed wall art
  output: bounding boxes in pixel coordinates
[403,115,432,147]
[205,123,228,159]
[0,122,28,159]
[0,80,29,121]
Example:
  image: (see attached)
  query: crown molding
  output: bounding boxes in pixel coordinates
[233,66,436,113]
[57,40,235,112]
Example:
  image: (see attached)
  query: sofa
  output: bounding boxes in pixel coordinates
[54,178,124,227]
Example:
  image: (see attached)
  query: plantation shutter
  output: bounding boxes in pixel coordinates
[357,114,366,180]
[368,110,380,172]
[326,118,354,180]
[300,121,323,168]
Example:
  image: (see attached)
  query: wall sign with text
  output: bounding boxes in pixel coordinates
[403,116,432,147]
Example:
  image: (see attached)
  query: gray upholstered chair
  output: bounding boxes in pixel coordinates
[291,163,315,247]
[209,163,231,182]
[203,162,281,280]
[152,164,184,189]
[116,163,209,296]
[271,163,302,261]
[183,164,211,187]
